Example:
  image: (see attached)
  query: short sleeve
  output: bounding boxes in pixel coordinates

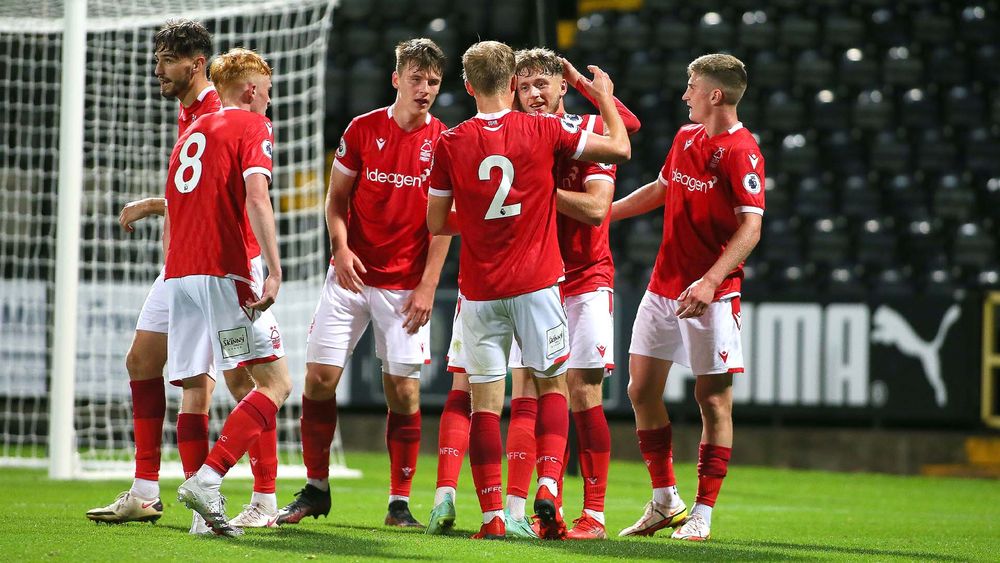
[427,139,452,197]
[656,149,673,187]
[550,114,589,160]
[583,161,616,186]
[725,143,766,215]
[332,119,362,177]
[241,117,273,183]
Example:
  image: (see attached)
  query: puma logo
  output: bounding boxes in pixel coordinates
[871,305,960,407]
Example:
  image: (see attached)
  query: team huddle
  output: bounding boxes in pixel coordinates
[86,19,765,544]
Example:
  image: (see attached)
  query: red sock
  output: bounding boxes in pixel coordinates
[505,397,537,498]
[574,405,610,512]
[249,426,277,494]
[469,411,503,513]
[637,425,676,488]
[176,413,209,479]
[436,390,471,489]
[300,395,338,480]
[130,378,166,481]
[696,443,732,507]
[387,410,421,497]
[535,392,568,482]
[205,390,277,476]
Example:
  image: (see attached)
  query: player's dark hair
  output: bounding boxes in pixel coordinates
[688,53,747,105]
[462,41,515,96]
[514,47,563,78]
[154,19,213,60]
[395,38,445,76]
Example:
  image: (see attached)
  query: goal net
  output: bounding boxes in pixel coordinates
[0,0,358,479]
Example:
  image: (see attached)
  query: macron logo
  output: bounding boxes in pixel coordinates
[748,153,759,169]
[376,138,386,150]
[365,167,424,189]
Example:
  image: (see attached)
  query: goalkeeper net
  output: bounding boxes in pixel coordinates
[0,0,358,479]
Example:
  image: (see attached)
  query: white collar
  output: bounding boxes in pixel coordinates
[475,109,511,120]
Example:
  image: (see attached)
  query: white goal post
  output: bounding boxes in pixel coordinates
[0,0,359,480]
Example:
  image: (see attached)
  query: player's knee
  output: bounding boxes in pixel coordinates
[695,390,731,419]
[388,375,420,408]
[223,368,254,401]
[305,363,341,395]
[125,349,163,381]
[569,382,601,411]
[627,378,656,408]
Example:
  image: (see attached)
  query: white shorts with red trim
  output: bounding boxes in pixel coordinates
[306,265,430,377]
[629,290,744,376]
[165,271,284,379]
[135,268,170,334]
[458,285,569,384]
[447,293,526,373]
[565,288,615,375]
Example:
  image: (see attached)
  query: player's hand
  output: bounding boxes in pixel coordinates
[401,280,435,335]
[676,278,716,319]
[582,65,615,101]
[118,198,155,232]
[333,247,367,293]
[247,275,280,312]
[560,57,584,90]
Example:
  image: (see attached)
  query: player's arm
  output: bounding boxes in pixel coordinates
[557,178,613,226]
[572,65,630,164]
[245,173,282,311]
[610,179,665,222]
[677,212,762,319]
[119,197,166,232]
[427,194,459,236]
[326,167,366,293]
[162,206,170,259]
[563,58,641,134]
[402,234,452,334]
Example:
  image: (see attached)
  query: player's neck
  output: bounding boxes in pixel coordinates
[391,103,427,132]
[702,108,739,137]
[179,76,211,108]
[474,93,512,115]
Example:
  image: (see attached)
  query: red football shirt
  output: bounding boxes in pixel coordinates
[176,86,261,260]
[428,109,588,301]
[332,105,446,289]
[556,114,617,297]
[164,108,274,280]
[649,122,765,301]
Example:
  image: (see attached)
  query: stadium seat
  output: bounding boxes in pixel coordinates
[345,27,379,58]
[423,20,459,60]
[696,11,734,50]
[383,26,417,51]
[737,10,775,49]
[869,131,911,174]
[839,175,882,219]
[779,16,819,50]
[654,18,691,51]
[347,60,388,117]
[338,0,374,21]
[932,174,976,222]
[760,217,803,264]
[780,133,817,175]
[839,48,879,88]
[960,4,998,45]
[824,15,865,48]
[763,174,789,218]
[623,51,662,95]
[883,46,924,87]
[811,90,850,130]
[771,263,820,300]
[414,0,451,20]
[973,265,1000,289]
[765,91,804,132]
[952,222,996,268]
[379,0,414,21]
[613,13,650,52]
[926,46,969,86]
[974,45,1000,83]
[853,90,892,131]
[821,129,866,175]
[624,218,663,267]
[795,175,834,218]
[825,265,868,300]
[855,217,897,266]
[944,86,985,128]
[575,13,612,52]
[912,11,955,46]
[807,217,850,264]
[921,267,961,299]
[902,218,946,261]
[489,0,527,41]
[752,50,791,90]
[884,174,928,220]
[870,266,916,299]
[899,88,937,129]
[869,8,909,48]
[916,129,959,173]
[795,50,835,89]
[966,128,1000,174]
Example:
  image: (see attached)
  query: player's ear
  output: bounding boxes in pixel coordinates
[559,77,568,97]
[508,75,517,93]
[391,70,400,90]
[464,80,475,97]
[244,82,256,104]
[711,87,724,106]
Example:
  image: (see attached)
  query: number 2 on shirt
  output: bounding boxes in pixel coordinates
[173,132,206,193]
[480,155,521,220]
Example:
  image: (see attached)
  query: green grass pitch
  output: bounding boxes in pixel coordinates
[1,451,996,561]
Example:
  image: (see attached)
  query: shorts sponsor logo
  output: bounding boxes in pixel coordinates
[743,172,762,194]
[365,167,425,189]
[546,324,567,358]
[219,327,250,358]
[672,169,718,192]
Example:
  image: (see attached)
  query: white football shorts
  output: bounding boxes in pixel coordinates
[165,271,285,379]
[629,290,744,376]
[459,285,569,384]
[565,288,615,375]
[306,265,430,377]
[447,293,525,373]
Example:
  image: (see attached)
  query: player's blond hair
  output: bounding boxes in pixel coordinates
[462,41,515,96]
[515,47,563,78]
[209,47,272,92]
[688,53,747,105]
[395,38,445,76]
